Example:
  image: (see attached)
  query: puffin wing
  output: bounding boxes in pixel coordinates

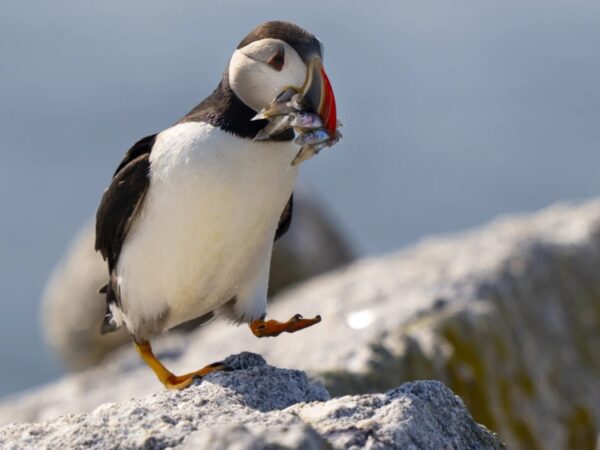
[274,193,293,241]
[95,134,157,272]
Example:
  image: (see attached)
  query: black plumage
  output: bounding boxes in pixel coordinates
[95,134,156,273]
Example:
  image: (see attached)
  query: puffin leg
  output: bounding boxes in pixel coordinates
[135,340,229,390]
[249,313,322,338]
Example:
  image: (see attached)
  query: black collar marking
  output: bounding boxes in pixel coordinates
[177,72,293,142]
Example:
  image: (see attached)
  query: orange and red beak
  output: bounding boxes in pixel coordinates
[301,58,338,137]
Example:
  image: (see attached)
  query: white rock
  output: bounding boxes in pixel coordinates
[7,199,600,449]
[0,353,504,450]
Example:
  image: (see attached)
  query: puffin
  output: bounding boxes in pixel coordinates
[95,21,339,389]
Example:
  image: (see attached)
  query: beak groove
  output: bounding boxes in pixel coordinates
[301,59,337,136]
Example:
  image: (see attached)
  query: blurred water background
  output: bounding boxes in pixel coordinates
[0,0,599,396]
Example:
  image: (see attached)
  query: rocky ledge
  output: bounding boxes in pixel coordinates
[0,353,503,450]
[3,200,600,449]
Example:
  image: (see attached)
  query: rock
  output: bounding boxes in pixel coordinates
[7,199,600,449]
[0,353,504,450]
[181,424,330,450]
[41,189,354,371]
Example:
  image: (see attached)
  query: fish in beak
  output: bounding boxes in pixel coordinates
[252,56,341,165]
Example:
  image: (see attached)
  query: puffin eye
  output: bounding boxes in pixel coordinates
[267,49,285,71]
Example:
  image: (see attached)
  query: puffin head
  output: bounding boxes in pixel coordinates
[228,21,337,135]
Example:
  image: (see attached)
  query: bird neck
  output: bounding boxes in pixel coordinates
[178,71,294,142]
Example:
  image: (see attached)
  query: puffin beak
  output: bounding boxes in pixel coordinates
[301,58,337,136]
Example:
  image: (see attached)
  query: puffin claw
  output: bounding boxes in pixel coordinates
[249,313,322,338]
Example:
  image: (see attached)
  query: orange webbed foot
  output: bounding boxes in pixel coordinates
[135,341,231,390]
[162,361,232,390]
[249,313,322,338]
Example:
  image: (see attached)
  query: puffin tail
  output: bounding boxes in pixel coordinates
[99,282,120,335]
[100,311,119,334]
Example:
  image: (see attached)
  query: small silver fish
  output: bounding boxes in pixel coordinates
[252,86,342,164]
[289,112,323,129]
[294,129,331,146]
[291,142,328,166]
[274,87,298,103]
[252,102,296,121]
[289,93,309,111]
[251,87,299,121]
[254,114,292,140]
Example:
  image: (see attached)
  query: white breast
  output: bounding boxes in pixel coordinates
[114,122,298,338]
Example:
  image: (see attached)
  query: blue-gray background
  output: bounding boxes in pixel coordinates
[1,0,599,396]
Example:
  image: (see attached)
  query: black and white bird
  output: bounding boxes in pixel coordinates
[95,21,339,389]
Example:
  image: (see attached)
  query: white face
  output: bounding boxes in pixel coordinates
[228,38,309,112]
